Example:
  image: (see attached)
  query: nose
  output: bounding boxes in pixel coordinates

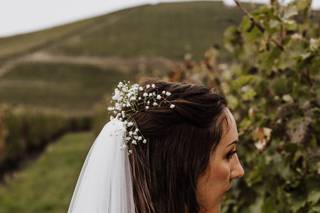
[231,155,245,179]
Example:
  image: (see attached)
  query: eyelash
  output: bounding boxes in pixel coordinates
[226,150,237,160]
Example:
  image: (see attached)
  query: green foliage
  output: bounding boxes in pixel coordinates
[0,105,92,177]
[221,1,320,212]
[166,0,320,212]
[0,106,7,163]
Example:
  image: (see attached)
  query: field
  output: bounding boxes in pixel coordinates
[0,131,94,213]
[0,2,247,62]
[0,18,99,61]
[0,62,132,111]
[0,1,253,111]
[47,2,246,60]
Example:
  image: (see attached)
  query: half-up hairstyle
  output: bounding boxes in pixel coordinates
[128,79,228,213]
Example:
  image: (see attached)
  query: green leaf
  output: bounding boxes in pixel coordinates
[283,20,298,31]
[241,86,257,101]
[310,205,320,212]
[291,198,307,212]
[294,0,311,11]
[283,6,298,19]
[308,190,320,205]
[270,75,292,96]
[232,74,257,90]
[226,95,239,109]
[262,196,275,213]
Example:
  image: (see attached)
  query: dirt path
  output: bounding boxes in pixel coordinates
[0,51,177,77]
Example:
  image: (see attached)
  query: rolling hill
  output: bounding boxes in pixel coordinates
[0,1,256,112]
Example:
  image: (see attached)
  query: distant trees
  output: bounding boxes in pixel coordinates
[0,105,92,182]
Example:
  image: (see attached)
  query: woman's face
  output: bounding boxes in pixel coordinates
[196,108,245,212]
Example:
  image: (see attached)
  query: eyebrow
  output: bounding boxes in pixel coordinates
[227,140,238,147]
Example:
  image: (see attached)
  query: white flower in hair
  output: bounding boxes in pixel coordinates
[112,89,121,101]
[108,81,176,154]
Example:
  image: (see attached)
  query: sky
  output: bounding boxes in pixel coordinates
[0,0,319,38]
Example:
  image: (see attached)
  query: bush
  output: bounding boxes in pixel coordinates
[0,105,93,179]
[165,0,320,212]
[0,105,8,164]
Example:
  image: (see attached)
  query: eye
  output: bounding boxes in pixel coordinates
[226,150,237,160]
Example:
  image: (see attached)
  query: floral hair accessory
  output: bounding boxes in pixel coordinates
[108,81,175,154]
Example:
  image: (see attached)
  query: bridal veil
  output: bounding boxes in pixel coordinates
[67,118,135,213]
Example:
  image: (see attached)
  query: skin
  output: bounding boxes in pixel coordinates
[196,107,245,213]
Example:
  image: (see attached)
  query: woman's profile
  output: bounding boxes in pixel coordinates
[67,79,245,213]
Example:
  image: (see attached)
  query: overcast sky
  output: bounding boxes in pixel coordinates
[0,0,319,38]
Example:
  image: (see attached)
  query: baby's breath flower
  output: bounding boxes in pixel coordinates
[112,88,121,101]
[108,80,176,154]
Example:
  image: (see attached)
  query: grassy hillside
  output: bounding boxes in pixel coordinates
[48,1,246,60]
[0,131,94,213]
[0,1,248,62]
[0,18,101,62]
[0,62,132,111]
[0,1,255,111]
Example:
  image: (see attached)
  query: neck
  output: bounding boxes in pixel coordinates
[199,204,220,213]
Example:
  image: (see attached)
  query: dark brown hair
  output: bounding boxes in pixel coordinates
[128,79,228,213]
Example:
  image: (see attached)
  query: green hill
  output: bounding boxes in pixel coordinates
[0,62,130,111]
[47,1,245,59]
[0,1,247,61]
[0,1,257,111]
[0,131,94,213]
[0,18,99,62]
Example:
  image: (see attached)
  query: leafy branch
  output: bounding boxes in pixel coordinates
[233,0,285,51]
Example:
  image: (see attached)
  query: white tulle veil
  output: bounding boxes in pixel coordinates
[67,118,135,213]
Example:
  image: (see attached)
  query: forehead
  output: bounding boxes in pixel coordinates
[220,108,238,145]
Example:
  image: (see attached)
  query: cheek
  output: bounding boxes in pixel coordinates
[210,162,230,182]
[196,161,231,207]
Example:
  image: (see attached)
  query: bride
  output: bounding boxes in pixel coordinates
[67,79,244,213]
